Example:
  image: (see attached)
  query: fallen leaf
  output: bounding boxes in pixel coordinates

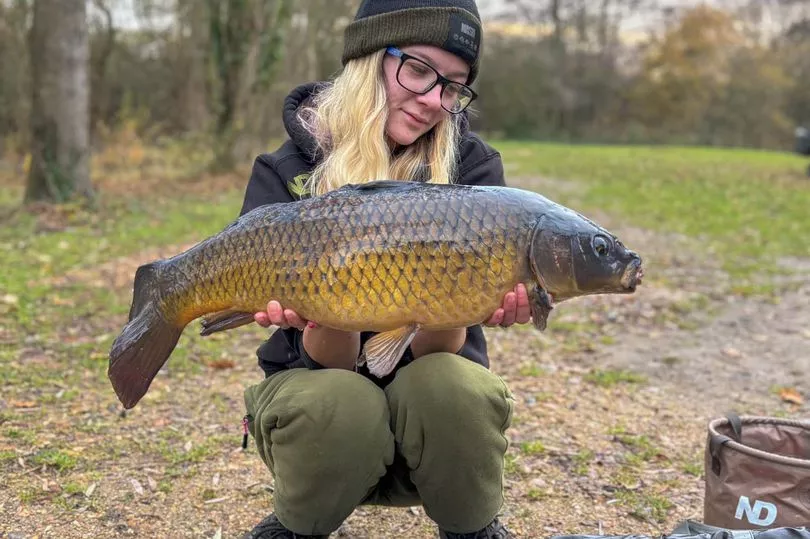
[146,476,157,492]
[85,483,97,498]
[721,347,742,358]
[1,294,18,305]
[131,478,144,496]
[212,473,220,487]
[778,387,804,405]
[208,359,235,370]
[11,400,37,408]
[183,440,193,453]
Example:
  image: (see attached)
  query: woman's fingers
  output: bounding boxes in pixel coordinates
[254,311,271,327]
[253,301,309,330]
[263,301,291,329]
[485,284,533,328]
[514,283,532,325]
[284,309,307,330]
[500,291,517,326]
[484,308,505,327]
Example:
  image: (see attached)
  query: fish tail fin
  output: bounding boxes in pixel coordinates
[108,262,182,409]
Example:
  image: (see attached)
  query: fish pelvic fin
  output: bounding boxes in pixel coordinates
[528,285,554,331]
[108,263,182,409]
[359,323,420,377]
[200,309,255,336]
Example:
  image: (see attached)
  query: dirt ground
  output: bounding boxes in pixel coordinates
[1,177,808,539]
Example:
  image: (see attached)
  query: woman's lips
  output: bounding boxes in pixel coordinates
[403,110,429,126]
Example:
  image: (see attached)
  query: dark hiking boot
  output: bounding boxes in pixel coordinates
[243,513,329,539]
[439,517,516,539]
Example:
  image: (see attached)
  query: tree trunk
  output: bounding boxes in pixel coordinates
[206,0,291,172]
[184,1,210,132]
[25,0,92,204]
[90,0,115,135]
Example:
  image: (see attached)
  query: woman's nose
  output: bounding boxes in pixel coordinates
[416,84,444,111]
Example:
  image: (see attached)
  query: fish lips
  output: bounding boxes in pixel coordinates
[620,258,644,291]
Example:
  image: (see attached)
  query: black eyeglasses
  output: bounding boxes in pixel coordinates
[385,47,478,114]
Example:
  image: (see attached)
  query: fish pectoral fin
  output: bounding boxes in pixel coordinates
[528,286,554,331]
[359,323,420,377]
[200,309,256,336]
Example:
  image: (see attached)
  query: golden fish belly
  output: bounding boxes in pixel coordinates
[271,238,524,331]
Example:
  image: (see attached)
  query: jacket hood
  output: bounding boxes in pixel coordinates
[282,82,325,164]
[281,81,472,165]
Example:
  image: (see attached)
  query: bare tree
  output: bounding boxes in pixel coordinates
[89,0,116,133]
[0,0,32,154]
[207,0,292,171]
[25,0,92,203]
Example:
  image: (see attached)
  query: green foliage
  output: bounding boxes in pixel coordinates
[682,460,703,477]
[31,449,78,472]
[585,369,647,388]
[617,490,674,523]
[571,449,594,476]
[62,482,86,495]
[520,441,546,456]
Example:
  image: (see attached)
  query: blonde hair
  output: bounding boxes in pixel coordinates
[299,50,460,197]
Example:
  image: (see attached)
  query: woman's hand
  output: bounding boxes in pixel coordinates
[254,300,313,330]
[484,283,533,327]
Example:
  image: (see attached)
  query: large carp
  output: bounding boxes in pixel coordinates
[109,181,643,409]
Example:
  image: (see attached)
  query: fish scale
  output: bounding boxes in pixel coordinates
[108,181,643,409]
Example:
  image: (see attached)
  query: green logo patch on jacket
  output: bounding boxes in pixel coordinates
[287,174,312,199]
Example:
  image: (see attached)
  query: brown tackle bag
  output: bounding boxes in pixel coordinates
[704,413,810,529]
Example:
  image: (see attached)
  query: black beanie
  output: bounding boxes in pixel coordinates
[342,0,483,84]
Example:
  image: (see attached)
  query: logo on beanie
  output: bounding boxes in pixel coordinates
[445,13,480,65]
[460,22,476,38]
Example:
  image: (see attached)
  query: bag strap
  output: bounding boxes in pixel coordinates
[709,433,734,475]
[726,412,743,442]
[708,413,743,475]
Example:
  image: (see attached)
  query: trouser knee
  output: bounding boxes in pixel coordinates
[244,369,394,534]
[385,353,514,533]
[388,352,514,438]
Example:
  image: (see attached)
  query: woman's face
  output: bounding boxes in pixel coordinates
[382,45,470,147]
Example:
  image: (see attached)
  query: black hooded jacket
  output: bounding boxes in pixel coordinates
[239,82,507,386]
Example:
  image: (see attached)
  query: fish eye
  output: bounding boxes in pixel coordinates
[593,235,611,257]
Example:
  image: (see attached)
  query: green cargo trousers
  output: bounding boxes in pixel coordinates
[243,352,515,536]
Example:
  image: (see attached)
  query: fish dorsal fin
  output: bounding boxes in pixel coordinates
[358,323,420,377]
[341,180,425,194]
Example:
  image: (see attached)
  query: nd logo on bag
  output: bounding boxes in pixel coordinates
[735,496,777,526]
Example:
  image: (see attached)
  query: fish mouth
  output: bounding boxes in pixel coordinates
[620,259,644,291]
